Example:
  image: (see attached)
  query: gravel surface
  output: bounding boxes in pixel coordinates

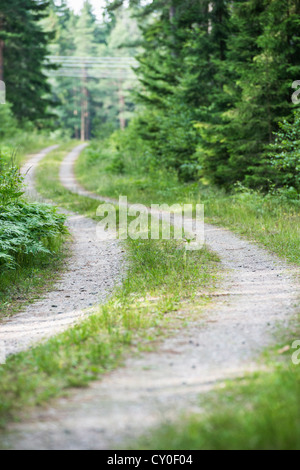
[0,145,125,355]
[2,146,299,450]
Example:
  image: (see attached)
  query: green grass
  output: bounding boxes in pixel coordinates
[76,143,300,265]
[75,140,183,206]
[0,236,69,319]
[202,190,300,265]
[0,132,61,166]
[0,240,218,429]
[132,319,300,450]
[35,140,103,219]
[1,138,298,449]
[133,318,300,450]
[0,141,219,431]
[134,356,300,450]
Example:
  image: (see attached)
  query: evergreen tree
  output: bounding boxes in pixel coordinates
[107,1,300,190]
[213,0,300,189]
[180,0,231,185]
[0,0,54,123]
[129,1,207,180]
[267,108,300,193]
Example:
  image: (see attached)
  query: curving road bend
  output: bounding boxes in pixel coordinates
[2,145,298,450]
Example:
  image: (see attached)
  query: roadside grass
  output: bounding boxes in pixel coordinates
[131,311,300,450]
[75,141,182,206]
[0,236,69,319]
[0,132,61,166]
[134,350,300,450]
[76,143,300,265]
[203,190,300,265]
[35,141,102,220]
[0,144,219,430]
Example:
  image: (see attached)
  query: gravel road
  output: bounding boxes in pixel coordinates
[1,145,298,450]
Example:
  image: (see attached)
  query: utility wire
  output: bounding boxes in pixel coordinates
[46,56,139,79]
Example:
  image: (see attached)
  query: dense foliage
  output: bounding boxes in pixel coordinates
[106,0,300,192]
[268,109,300,195]
[0,156,67,271]
[1,0,299,198]
[0,0,54,124]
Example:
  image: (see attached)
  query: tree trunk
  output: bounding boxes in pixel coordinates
[169,4,176,21]
[169,2,177,56]
[81,99,85,141]
[0,14,4,82]
[0,40,4,82]
[81,67,89,141]
[118,81,126,131]
[208,2,213,35]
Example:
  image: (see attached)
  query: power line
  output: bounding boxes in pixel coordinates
[48,74,138,79]
[52,64,136,69]
[46,56,139,139]
[48,56,137,59]
[46,55,139,80]
[47,56,137,64]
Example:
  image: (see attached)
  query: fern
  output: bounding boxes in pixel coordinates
[0,157,67,272]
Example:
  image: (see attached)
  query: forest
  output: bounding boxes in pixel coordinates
[0,0,299,452]
[1,0,299,192]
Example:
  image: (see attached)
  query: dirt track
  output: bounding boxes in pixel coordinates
[2,144,298,450]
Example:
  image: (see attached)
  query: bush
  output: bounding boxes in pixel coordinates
[0,157,67,271]
[0,202,67,271]
[0,152,24,205]
[0,104,18,139]
[267,109,300,193]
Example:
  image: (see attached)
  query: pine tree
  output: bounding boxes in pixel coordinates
[0,0,55,123]
[127,1,207,180]
[267,108,300,193]
[180,0,231,185]
[218,0,300,189]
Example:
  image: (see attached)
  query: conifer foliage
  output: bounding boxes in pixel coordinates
[0,0,54,123]
[110,0,300,190]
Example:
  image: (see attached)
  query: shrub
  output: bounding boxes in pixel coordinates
[267,109,300,194]
[0,152,24,205]
[0,157,67,271]
[0,202,67,271]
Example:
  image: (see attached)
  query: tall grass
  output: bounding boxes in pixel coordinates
[0,132,59,166]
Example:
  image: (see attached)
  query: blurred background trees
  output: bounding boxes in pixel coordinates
[45,0,140,140]
[0,0,54,124]
[0,0,299,194]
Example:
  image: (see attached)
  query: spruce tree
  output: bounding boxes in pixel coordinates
[179,0,231,186]
[219,0,300,189]
[0,0,54,123]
